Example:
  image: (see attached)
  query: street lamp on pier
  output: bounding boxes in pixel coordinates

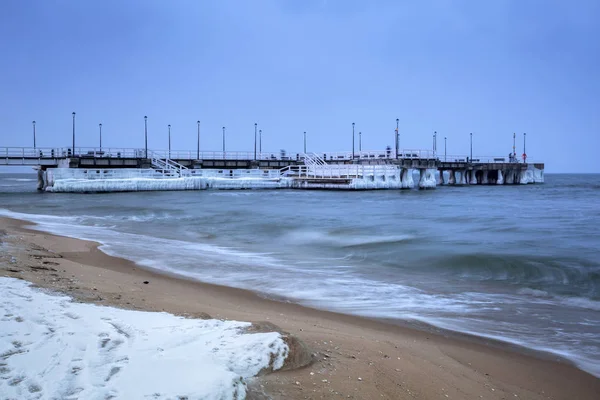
[352,122,355,159]
[72,112,76,156]
[359,131,362,152]
[197,120,200,160]
[444,137,447,162]
[470,132,473,162]
[144,116,148,159]
[395,118,399,158]
[168,124,171,159]
[303,131,307,154]
[32,121,36,149]
[99,123,102,152]
[259,129,262,155]
[523,132,527,162]
[254,123,258,160]
[222,127,226,154]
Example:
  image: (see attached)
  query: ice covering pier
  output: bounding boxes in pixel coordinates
[1,147,544,192]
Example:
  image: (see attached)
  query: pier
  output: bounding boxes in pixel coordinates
[1,146,544,192]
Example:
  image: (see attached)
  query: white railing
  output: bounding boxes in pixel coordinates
[48,168,283,181]
[280,164,401,180]
[184,169,282,179]
[0,146,541,165]
[1,147,435,161]
[150,153,188,177]
[302,153,328,166]
[48,168,177,181]
[440,154,542,164]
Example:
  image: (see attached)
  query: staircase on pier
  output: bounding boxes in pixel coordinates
[150,154,189,177]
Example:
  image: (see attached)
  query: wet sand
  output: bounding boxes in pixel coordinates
[1,216,599,399]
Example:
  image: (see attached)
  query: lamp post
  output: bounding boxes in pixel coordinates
[303,131,306,153]
[254,123,257,160]
[222,127,226,154]
[168,124,171,159]
[259,129,262,156]
[395,118,399,158]
[513,132,516,161]
[470,132,473,162]
[433,131,437,157]
[144,116,148,159]
[352,122,355,159]
[444,137,447,161]
[99,123,102,152]
[72,112,76,156]
[359,131,362,152]
[197,120,200,160]
[523,132,527,162]
[32,120,36,149]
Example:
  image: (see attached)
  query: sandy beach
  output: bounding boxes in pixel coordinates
[1,215,599,399]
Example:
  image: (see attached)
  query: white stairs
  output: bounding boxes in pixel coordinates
[150,154,189,177]
[302,153,328,166]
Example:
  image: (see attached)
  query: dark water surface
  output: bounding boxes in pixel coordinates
[1,173,599,376]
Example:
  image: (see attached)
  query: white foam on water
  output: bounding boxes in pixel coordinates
[0,277,288,400]
[3,178,36,182]
[282,229,415,248]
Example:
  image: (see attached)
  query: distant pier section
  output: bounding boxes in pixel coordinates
[1,147,544,192]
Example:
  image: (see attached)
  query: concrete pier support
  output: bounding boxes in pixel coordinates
[436,171,444,186]
[448,170,456,185]
[481,171,489,185]
[418,168,437,189]
[468,170,477,185]
[456,170,466,185]
[400,168,414,189]
[36,169,45,191]
[497,170,504,185]
[504,169,519,184]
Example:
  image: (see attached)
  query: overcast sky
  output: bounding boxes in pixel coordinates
[1,0,598,172]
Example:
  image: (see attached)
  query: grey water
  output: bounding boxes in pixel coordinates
[1,173,599,377]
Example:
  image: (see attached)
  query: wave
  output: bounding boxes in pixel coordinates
[281,229,416,248]
[2,178,36,182]
[426,253,600,298]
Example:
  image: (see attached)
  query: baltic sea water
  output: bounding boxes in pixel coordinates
[1,173,598,377]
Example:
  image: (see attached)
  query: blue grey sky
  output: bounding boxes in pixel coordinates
[1,0,598,172]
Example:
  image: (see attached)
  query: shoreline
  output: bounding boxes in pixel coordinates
[1,215,599,399]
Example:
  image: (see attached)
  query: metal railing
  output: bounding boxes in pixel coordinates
[150,153,188,177]
[280,164,401,180]
[1,146,541,165]
[440,154,542,164]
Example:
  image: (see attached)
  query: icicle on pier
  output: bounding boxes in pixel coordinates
[1,147,544,192]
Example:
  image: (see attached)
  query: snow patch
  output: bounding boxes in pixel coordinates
[0,277,288,400]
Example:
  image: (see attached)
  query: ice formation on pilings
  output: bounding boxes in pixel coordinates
[504,169,519,185]
[48,177,292,193]
[418,168,437,189]
[436,171,444,186]
[521,166,544,184]
[532,166,544,183]
[455,170,466,185]
[481,171,489,185]
[401,168,414,189]
[469,170,478,185]
[448,170,456,185]
[497,170,504,185]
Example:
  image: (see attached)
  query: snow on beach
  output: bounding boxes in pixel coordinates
[0,277,288,399]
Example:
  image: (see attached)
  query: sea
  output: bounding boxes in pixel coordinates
[1,173,599,377]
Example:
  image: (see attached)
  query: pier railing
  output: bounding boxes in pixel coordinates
[441,154,541,164]
[281,164,401,180]
[1,146,540,165]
